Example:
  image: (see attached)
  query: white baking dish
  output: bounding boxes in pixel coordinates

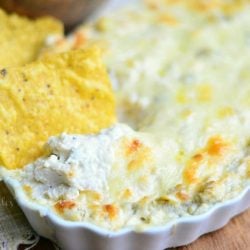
[3,176,250,250]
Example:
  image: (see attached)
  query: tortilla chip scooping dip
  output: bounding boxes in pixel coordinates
[0,47,116,169]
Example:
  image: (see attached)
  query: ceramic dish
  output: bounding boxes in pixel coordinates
[3,176,250,250]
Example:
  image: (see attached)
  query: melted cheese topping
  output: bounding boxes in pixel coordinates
[3,0,250,231]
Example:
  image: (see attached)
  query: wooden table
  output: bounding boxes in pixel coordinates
[27,209,250,250]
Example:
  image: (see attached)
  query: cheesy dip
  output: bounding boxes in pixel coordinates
[2,0,250,231]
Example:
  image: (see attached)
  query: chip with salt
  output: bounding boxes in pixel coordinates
[0,47,116,169]
[0,8,63,67]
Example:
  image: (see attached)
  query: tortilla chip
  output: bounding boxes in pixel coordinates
[0,47,116,169]
[0,8,63,68]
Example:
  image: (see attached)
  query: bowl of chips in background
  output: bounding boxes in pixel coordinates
[0,0,106,31]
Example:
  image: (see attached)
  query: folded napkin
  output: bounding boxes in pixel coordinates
[0,182,39,249]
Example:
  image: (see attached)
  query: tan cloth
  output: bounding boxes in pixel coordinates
[0,182,39,250]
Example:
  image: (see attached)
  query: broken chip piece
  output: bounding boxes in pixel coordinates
[0,47,116,169]
[0,8,63,67]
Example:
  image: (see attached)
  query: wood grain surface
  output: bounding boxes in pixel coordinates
[22,208,250,250]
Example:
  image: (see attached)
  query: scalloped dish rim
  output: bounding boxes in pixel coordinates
[3,176,250,249]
